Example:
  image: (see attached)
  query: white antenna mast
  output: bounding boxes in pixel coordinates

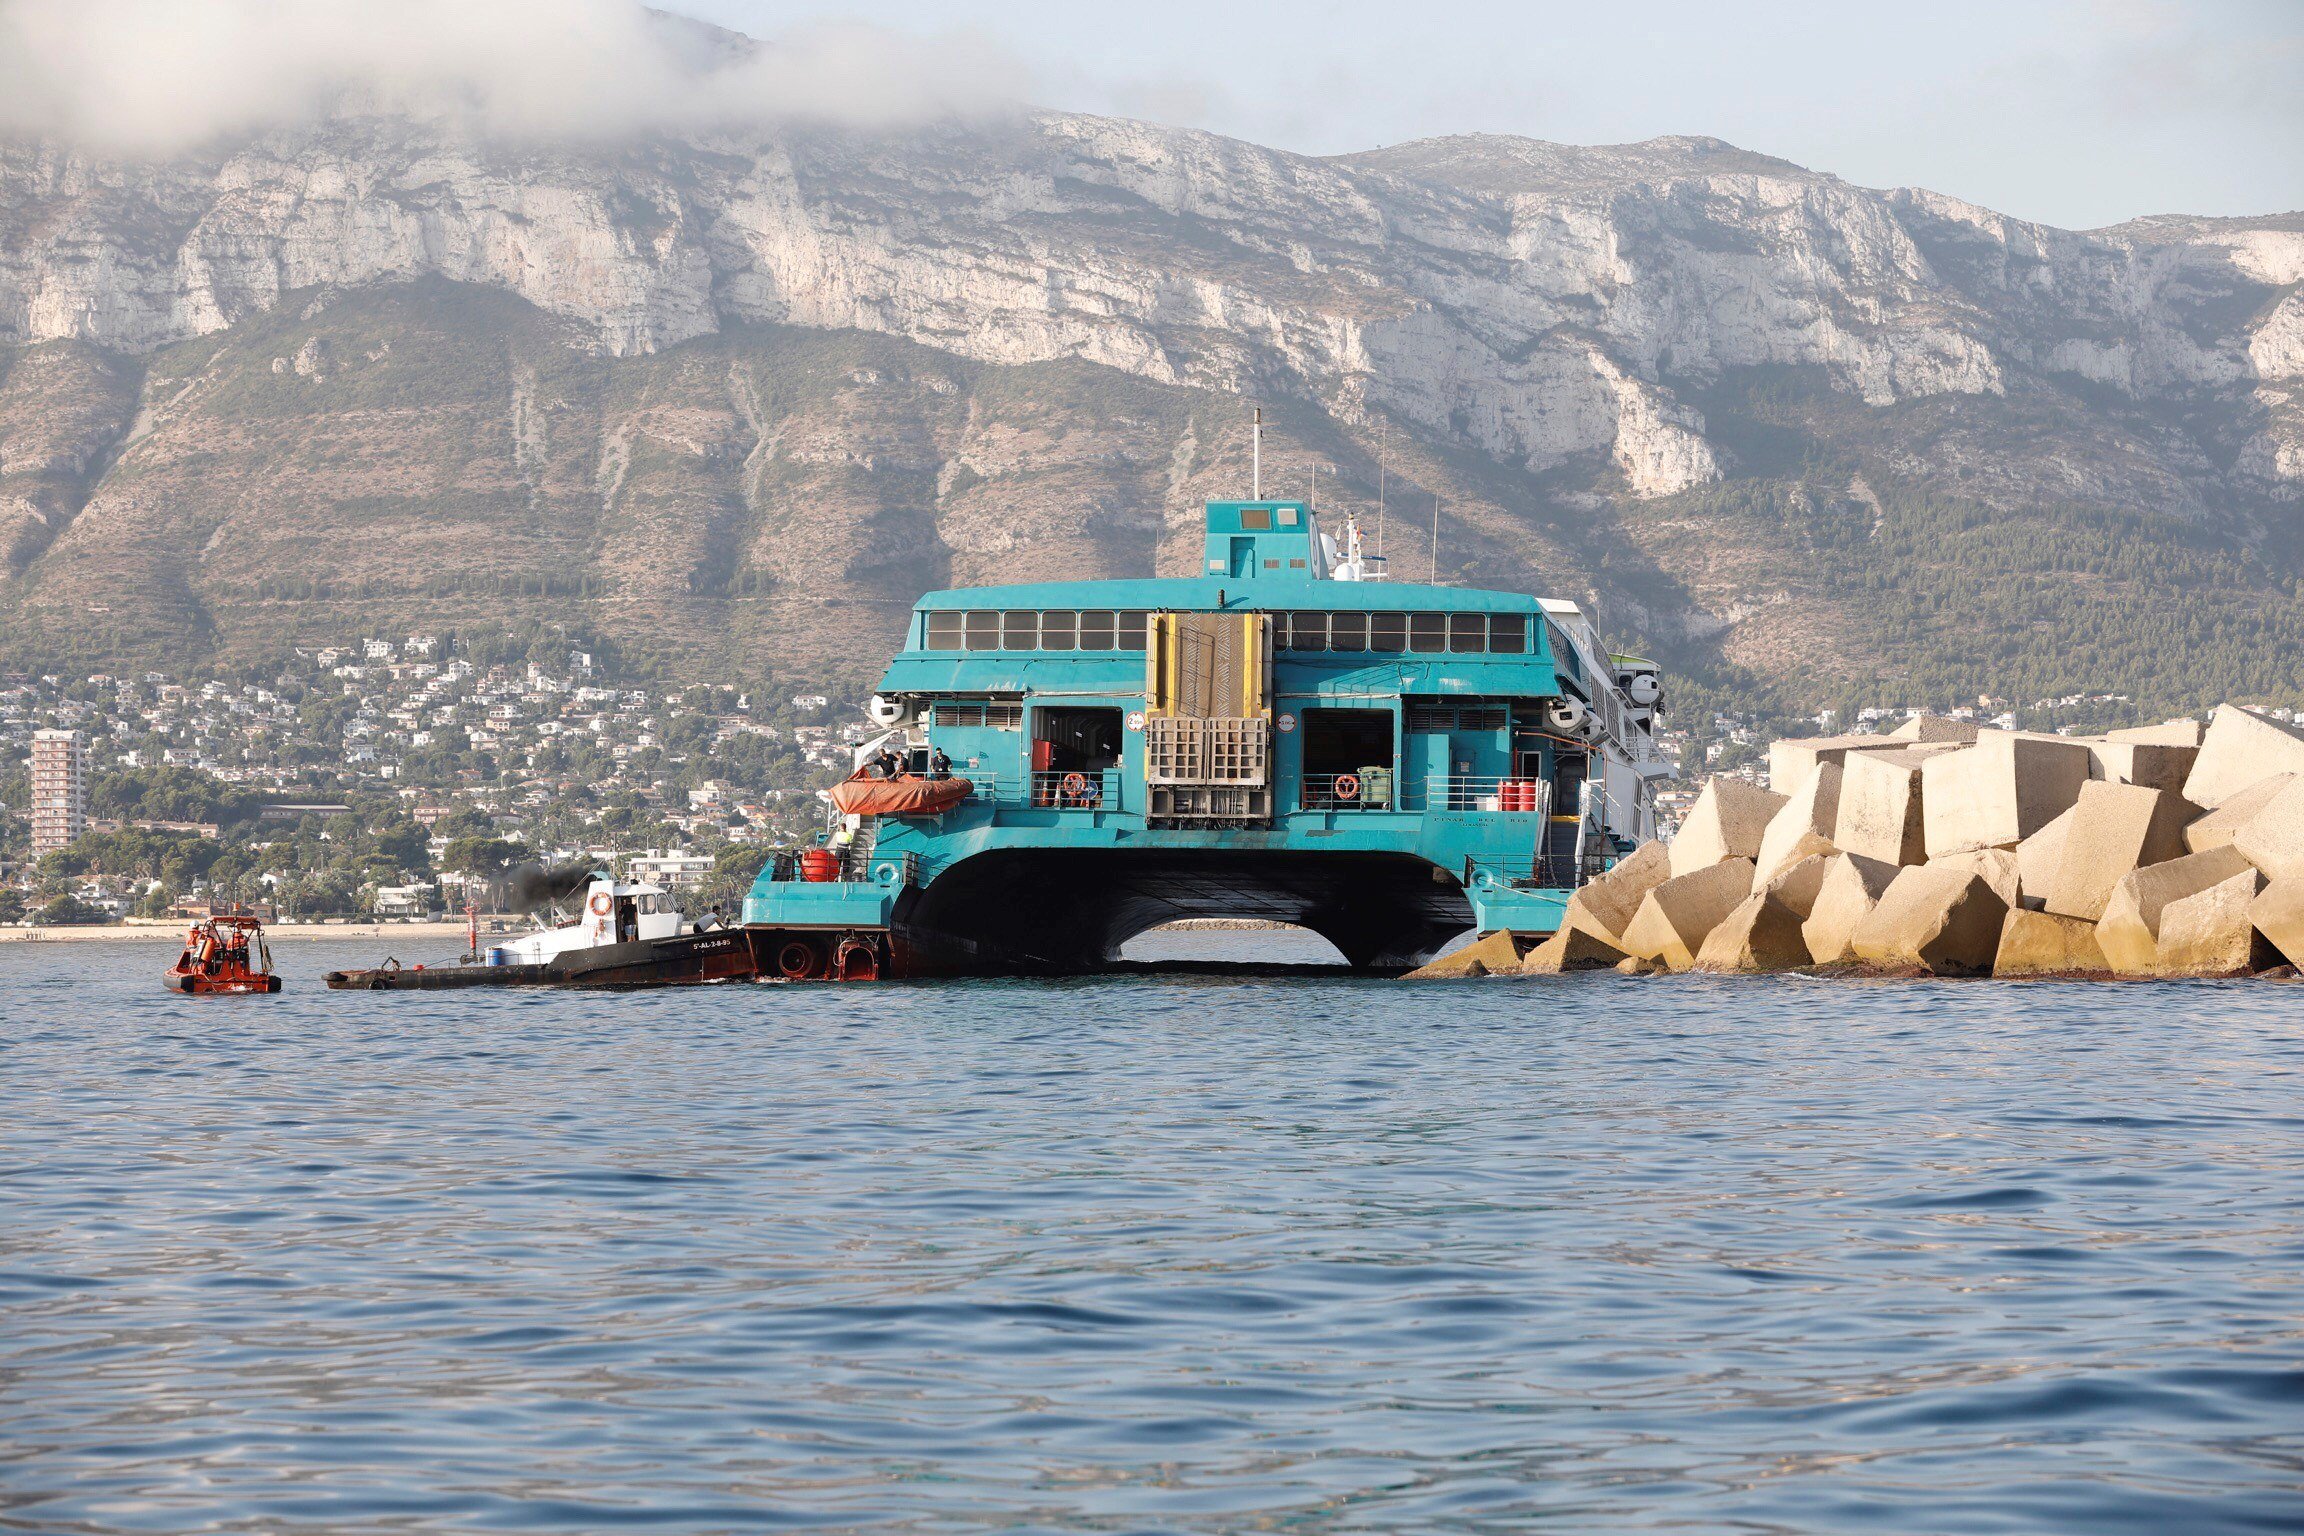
[1251,405,1262,500]
[1430,494,1440,584]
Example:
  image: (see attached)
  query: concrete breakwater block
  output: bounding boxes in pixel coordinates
[1920,734,2093,860]
[1622,858,1758,971]
[2186,774,2296,855]
[2108,719,2205,748]
[2248,880,2304,968]
[1759,852,1834,919]
[1801,851,1903,963]
[2015,805,2074,910]
[1561,839,1671,942]
[2095,846,2257,976]
[2042,781,2191,922]
[1849,866,2009,976]
[2151,869,2274,977]
[1404,928,1527,979]
[1993,909,2111,976]
[2231,777,2304,882]
[1520,926,1630,974]
[1932,847,2021,913]
[2184,705,2304,808]
[1694,892,1811,972]
[1668,780,1788,878]
[1836,749,1940,866]
[1890,715,1983,744]
[1768,735,1912,794]
[1753,764,1842,888]
[2087,740,2200,795]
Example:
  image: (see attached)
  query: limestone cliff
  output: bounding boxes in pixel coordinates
[1,109,2300,704]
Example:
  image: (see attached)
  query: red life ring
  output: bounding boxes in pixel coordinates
[588,891,612,917]
[1060,772,1088,798]
[1334,773,1361,802]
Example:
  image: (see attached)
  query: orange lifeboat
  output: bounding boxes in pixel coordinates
[166,913,282,995]
[826,772,974,818]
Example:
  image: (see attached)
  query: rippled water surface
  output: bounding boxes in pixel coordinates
[4,937,2302,1534]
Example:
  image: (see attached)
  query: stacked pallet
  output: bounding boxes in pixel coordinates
[1413,704,2304,980]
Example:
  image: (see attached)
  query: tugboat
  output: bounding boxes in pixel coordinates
[166,911,282,994]
[324,870,755,990]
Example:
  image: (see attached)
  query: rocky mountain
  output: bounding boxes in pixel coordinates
[2,103,2300,713]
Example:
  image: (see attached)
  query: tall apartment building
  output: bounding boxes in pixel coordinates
[30,729,88,856]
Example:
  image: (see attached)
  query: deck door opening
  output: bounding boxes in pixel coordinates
[1301,707,1395,809]
[1034,707,1124,806]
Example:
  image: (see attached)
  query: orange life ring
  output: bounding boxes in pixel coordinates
[588,891,612,917]
[1334,773,1361,802]
[1060,772,1088,797]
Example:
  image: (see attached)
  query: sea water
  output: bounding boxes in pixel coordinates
[3,936,2300,1533]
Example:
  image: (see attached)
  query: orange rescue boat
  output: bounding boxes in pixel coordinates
[166,912,282,995]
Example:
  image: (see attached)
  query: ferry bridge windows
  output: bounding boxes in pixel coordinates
[923,606,1526,655]
[921,609,1151,653]
[1279,611,1531,655]
[1240,508,1273,530]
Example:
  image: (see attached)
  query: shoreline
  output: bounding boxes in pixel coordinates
[2,921,499,942]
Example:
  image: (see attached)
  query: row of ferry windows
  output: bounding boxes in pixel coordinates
[921,609,1532,655]
[925,610,1153,652]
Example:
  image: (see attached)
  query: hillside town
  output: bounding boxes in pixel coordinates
[0,633,871,924]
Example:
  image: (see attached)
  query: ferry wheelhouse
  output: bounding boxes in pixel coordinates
[743,500,1670,975]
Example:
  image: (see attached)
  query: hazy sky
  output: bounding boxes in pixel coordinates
[680,0,2301,230]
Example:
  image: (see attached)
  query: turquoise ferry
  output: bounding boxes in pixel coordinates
[742,498,1670,976]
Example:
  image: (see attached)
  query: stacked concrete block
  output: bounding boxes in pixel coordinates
[2249,881,2304,968]
[1669,780,1789,878]
[1559,840,1672,944]
[1993,910,2111,976]
[2185,773,2295,855]
[1802,851,1903,964]
[1920,734,2093,859]
[1405,929,1527,979]
[1622,858,1759,971]
[2087,740,2200,795]
[1932,847,2021,912]
[1768,735,1909,795]
[2014,806,2074,911]
[2183,705,2304,808]
[1836,749,1940,865]
[1849,867,2009,976]
[1694,892,1812,972]
[1752,763,1842,888]
[2041,782,2191,922]
[1520,926,1631,974]
[2094,846,2258,976]
[2151,869,2274,976]
[2231,778,2304,881]
[1889,715,1982,744]
[1758,853,1834,919]
[2108,720,2205,748]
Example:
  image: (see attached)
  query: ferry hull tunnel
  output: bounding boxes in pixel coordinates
[888,848,1476,974]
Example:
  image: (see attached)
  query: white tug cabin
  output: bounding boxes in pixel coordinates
[493,876,693,965]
